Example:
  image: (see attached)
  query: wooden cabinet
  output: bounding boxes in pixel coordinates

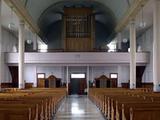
[47,75,56,88]
[95,75,117,88]
[25,83,33,89]
[121,83,129,88]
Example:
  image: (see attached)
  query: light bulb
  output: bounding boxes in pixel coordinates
[26,39,32,44]
[8,22,15,30]
[122,38,128,43]
[139,22,146,28]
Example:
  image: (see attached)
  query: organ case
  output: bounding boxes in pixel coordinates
[63,8,95,51]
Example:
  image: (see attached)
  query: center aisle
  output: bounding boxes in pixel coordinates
[53,95,106,120]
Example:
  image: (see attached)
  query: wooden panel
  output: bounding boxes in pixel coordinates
[95,75,117,88]
[66,38,92,51]
[121,83,129,88]
[25,83,33,89]
[63,7,95,51]
[110,79,117,88]
[64,8,92,15]
[1,83,13,88]
[49,79,56,88]
[48,75,56,88]
[47,75,61,88]
[141,82,153,89]
[37,79,45,88]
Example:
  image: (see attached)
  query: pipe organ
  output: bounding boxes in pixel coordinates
[63,8,95,51]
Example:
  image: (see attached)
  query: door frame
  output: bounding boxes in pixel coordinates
[37,73,46,87]
[69,72,87,95]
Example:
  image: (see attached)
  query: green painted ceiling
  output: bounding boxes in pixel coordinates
[20,0,135,43]
[21,0,134,23]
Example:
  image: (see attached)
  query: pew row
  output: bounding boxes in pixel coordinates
[0,88,66,120]
[89,88,160,120]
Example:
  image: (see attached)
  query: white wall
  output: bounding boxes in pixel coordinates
[13,64,131,87]
[137,27,153,83]
[2,27,18,52]
[23,65,65,87]
[91,66,117,80]
[37,66,63,77]
[37,66,65,83]
[24,64,37,86]
[1,27,18,83]
[68,66,87,83]
[118,65,130,87]
[1,27,152,85]
[90,65,129,85]
[6,52,149,64]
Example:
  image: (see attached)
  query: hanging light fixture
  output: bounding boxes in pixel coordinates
[26,30,33,44]
[139,5,146,28]
[8,7,15,30]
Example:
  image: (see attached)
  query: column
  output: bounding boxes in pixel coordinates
[18,20,25,89]
[66,66,69,94]
[117,32,122,51]
[87,66,90,94]
[153,0,160,91]
[130,20,136,89]
[0,0,2,89]
[91,67,94,86]
[118,65,122,87]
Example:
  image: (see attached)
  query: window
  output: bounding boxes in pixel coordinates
[107,41,117,52]
[110,73,118,79]
[37,73,45,79]
[71,74,85,78]
[38,44,48,52]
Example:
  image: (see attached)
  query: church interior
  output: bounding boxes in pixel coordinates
[0,0,160,119]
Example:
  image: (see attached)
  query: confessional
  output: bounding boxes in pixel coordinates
[37,75,61,88]
[95,75,117,88]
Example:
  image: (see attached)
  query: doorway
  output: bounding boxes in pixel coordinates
[9,66,18,88]
[37,73,45,87]
[69,73,87,95]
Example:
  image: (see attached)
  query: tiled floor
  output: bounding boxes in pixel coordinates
[53,95,106,120]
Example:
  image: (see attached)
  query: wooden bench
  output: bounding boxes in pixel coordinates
[0,88,66,120]
[89,88,160,120]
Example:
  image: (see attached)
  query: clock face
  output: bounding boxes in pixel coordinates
[122,38,128,43]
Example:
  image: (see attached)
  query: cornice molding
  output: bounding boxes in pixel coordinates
[115,0,149,32]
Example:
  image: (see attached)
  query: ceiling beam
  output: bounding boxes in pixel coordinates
[4,0,40,34]
[115,0,149,32]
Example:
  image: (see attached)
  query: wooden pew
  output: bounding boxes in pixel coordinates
[89,88,160,120]
[0,88,66,120]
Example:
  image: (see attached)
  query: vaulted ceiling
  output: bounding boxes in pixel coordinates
[19,0,134,40]
[2,0,152,46]
[21,0,134,23]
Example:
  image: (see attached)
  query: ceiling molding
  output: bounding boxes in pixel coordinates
[4,0,40,34]
[115,0,149,32]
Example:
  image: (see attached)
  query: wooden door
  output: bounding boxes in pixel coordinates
[70,78,87,95]
[37,73,45,88]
